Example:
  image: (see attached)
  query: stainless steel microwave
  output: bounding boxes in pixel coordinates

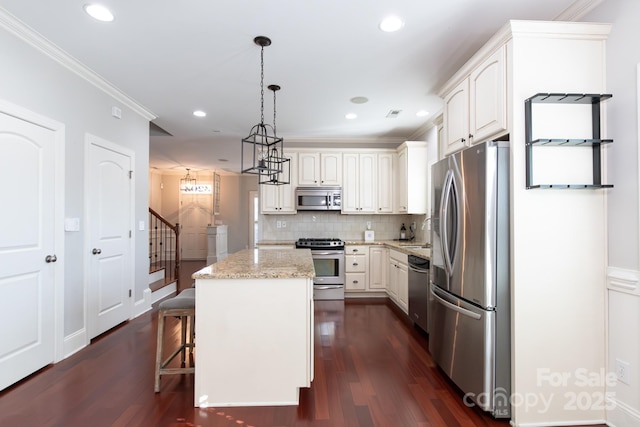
[295,187,341,211]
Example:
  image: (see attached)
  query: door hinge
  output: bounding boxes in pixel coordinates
[129,289,132,298]
[129,170,133,179]
[129,230,132,238]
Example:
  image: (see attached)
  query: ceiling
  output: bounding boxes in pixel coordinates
[0,0,592,175]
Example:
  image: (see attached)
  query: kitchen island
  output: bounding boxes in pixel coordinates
[192,248,315,407]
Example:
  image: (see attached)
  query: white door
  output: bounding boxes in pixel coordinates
[87,138,133,338]
[180,191,212,260]
[0,110,58,390]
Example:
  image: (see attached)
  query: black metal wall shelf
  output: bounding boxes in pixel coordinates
[525,92,613,189]
[528,138,613,146]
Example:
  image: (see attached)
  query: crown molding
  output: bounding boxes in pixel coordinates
[555,0,605,21]
[0,8,156,121]
[284,135,405,148]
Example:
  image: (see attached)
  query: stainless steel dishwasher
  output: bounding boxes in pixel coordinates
[408,255,430,333]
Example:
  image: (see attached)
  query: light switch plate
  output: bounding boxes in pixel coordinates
[64,217,80,232]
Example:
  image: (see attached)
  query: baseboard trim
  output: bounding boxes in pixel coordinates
[62,328,87,359]
[515,420,606,427]
[607,267,640,296]
[606,397,640,427]
[150,283,177,305]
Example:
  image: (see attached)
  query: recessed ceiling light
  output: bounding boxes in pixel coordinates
[345,113,358,120]
[193,110,206,118]
[416,110,430,117]
[84,4,114,22]
[350,96,369,104]
[379,15,404,32]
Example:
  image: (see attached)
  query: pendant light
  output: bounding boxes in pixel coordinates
[241,36,288,185]
[259,84,290,185]
[180,168,196,191]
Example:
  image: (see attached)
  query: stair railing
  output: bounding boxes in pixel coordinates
[148,208,180,289]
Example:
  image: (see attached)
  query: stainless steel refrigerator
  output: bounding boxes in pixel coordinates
[429,140,511,418]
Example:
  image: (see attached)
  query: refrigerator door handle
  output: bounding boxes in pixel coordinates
[441,170,454,276]
[431,286,482,320]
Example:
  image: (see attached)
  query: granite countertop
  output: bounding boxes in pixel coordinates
[192,248,315,280]
[256,240,431,258]
[256,240,296,246]
[344,240,431,258]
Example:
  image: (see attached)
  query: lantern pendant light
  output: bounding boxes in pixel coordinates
[240,36,289,185]
[180,168,196,191]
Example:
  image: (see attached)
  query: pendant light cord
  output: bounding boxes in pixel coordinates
[260,45,265,126]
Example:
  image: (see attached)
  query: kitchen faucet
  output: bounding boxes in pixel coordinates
[421,217,432,230]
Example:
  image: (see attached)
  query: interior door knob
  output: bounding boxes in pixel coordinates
[45,255,57,263]
[92,248,102,255]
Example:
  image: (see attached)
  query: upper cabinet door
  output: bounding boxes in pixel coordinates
[341,153,359,212]
[320,152,342,186]
[377,153,394,213]
[358,153,376,213]
[469,46,507,144]
[298,152,320,185]
[442,79,469,157]
[297,151,341,186]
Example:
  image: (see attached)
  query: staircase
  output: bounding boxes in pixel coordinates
[148,208,180,302]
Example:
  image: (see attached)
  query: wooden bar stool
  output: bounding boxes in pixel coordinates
[154,289,195,392]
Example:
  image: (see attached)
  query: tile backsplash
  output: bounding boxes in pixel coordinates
[260,212,430,242]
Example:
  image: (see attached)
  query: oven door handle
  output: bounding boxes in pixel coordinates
[314,285,344,290]
[312,251,344,256]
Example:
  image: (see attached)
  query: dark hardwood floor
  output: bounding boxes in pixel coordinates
[0,298,604,427]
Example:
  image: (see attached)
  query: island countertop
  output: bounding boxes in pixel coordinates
[192,248,315,280]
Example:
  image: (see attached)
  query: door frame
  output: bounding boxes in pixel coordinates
[83,133,135,342]
[0,99,65,363]
[249,190,258,248]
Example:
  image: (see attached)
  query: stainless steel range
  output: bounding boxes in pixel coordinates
[296,238,345,300]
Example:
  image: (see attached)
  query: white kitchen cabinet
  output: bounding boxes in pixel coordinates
[469,46,507,144]
[396,261,408,313]
[442,78,470,156]
[342,153,376,213]
[377,153,394,213]
[388,249,408,313]
[260,153,297,214]
[297,151,341,186]
[345,245,368,291]
[386,256,398,300]
[395,141,428,214]
[441,45,507,157]
[368,246,387,290]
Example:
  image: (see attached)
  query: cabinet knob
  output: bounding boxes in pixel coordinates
[469,133,474,139]
[461,138,466,143]
[45,254,57,263]
[352,249,359,252]
[353,262,358,266]
[92,248,102,255]
[353,280,358,284]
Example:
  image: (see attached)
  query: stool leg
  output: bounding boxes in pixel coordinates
[180,315,187,365]
[154,310,165,392]
[189,314,195,354]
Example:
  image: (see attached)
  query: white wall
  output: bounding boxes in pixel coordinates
[584,1,640,425]
[153,172,258,256]
[217,175,258,253]
[0,19,152,354]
